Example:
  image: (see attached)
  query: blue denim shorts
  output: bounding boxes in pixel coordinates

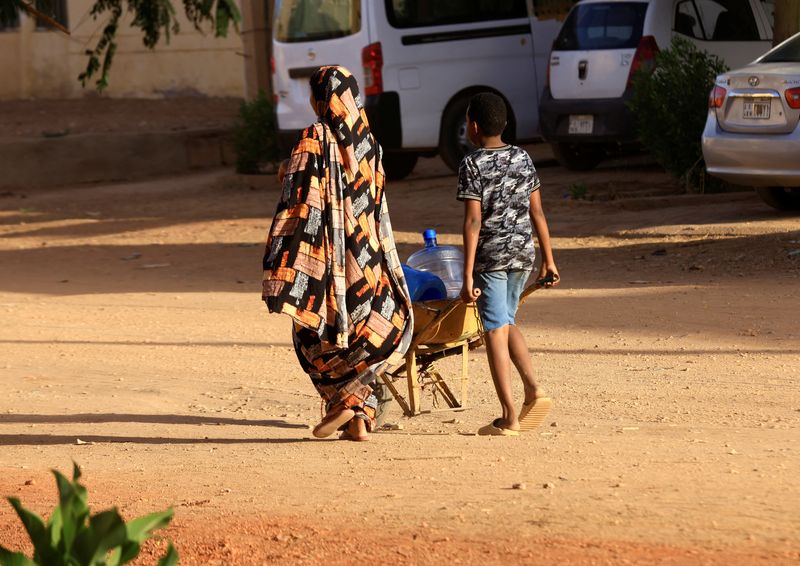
[475,270,531,332]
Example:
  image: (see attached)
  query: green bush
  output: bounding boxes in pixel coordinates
[233,91,279,174]
[628,37,728,191]
[0,463,178,566]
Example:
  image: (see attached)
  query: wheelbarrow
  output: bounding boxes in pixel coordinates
[378,278,550,417]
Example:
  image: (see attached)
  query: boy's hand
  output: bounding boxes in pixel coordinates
[460,279,481,302]
[537,263,560,288]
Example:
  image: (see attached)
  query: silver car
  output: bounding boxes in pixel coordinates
[702,32,800,211]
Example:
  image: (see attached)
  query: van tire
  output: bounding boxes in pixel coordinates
[551,143,604,171]
[383,152,418,180]
[756,187,800,211]
[440,96,475,173]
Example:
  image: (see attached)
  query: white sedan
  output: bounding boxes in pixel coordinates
[702,32,800,211]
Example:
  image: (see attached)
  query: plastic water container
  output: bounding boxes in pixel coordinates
[406,229,464,299]
[402,265,447,302]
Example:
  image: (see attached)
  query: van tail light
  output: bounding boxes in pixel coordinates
[786,87,800,109]
[270,55,278,104]
[709,85,727,108]
[627,35,659,86]
[362,42,383,96]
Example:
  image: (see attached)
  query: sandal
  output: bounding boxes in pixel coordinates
[312,408,355,438]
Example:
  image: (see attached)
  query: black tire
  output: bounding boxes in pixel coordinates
[440,96,475,173]
[755,187,800,211]
[551,142,605,171]
[383,152,418,180]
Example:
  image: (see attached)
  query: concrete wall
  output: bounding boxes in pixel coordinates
[0,0,246,99]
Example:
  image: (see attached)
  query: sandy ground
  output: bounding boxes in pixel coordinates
[0,154,799,564]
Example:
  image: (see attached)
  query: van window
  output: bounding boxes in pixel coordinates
[674,1,703,39]
[553,2,648,51]
[275,0,360,42]
[386,0,527,29]
[693,0,759,41]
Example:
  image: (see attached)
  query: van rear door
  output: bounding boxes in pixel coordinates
[549,2,650,100]
[273,0,369,132]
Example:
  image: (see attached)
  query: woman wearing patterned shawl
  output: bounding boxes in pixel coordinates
[262,66,413,442]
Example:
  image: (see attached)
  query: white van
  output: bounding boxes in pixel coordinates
[272,0,562,178]
[539,0,775,170]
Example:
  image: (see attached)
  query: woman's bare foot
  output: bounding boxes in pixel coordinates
[312,408,355,438]
[340,417,369,442]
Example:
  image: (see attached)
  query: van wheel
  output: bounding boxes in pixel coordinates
[383,152,418,180]
[551,142,604,171]
[756,187,800,211]
[440,97,476,173]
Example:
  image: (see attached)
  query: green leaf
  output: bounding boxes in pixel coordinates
[115,541,141,565]
[52,469,89,554]
[125,508,174,543]
[73,509,127,565]
[6,498,50,556]
[0,546,37,566]
[47,505,63,548]
[156,543,179,566]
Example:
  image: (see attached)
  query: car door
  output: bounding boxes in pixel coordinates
[672,0,771,69]
[272,0,369,132]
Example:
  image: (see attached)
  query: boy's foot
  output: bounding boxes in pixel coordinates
[312,408,355,438]
[518,397,553,432]
[477,418,520,436]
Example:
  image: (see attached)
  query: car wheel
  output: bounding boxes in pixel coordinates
[440,96,476,173]
[755,187,800,211]
[382,152,418,181]
[551,142,604,171]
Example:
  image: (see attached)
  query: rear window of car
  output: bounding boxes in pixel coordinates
[385,0,527,29]
[553,2,648,51]
[760,34,800,63]
[275,0,360,43]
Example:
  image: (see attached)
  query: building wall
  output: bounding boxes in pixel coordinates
[0,0,246,99]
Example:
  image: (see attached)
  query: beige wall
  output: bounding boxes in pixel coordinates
[0,0,246,99]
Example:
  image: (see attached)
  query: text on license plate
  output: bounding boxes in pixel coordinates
[568,114,594,134]
[743,100,770,120]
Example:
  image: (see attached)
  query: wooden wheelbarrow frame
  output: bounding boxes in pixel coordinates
[379,280,547,417]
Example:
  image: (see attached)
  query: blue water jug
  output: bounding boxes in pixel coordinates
[401,265,447,302]
[406,229,464,299]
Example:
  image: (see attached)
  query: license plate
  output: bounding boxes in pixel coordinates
[568,114,594,134]
[743,99,770,119]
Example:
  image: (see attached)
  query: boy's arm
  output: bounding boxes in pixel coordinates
[462,199,482,302]
[529,189,560,286]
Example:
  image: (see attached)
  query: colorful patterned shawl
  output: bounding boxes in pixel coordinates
[262,66,412,414]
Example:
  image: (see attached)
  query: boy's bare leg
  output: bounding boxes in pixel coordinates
[484,325,519,430]
[508,324,540,405]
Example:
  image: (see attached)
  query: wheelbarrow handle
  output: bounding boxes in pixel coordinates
[519,274,556,305]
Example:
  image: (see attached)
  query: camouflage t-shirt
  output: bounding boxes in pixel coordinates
[456,145,540,273]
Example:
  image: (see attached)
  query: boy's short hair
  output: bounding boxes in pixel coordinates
[467,92,507,136]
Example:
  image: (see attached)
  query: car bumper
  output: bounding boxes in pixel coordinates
[702,113,800,187]
[538,87,638,144]
[365,92,403,151]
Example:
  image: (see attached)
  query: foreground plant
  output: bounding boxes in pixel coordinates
[0,463,177,566]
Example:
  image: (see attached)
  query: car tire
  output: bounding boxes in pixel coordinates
[440,96,475,173]
[551,142,604,171]
[382,152,418,180]
[755,187,800,211]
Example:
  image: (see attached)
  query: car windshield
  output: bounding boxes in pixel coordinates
[553,2,648,51]
[760,33,800,63]
[275,0,360,43]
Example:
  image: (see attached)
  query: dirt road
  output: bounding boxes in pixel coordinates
[0,156,798,564]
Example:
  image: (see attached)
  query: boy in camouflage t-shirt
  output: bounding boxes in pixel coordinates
[457,92,560,436]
